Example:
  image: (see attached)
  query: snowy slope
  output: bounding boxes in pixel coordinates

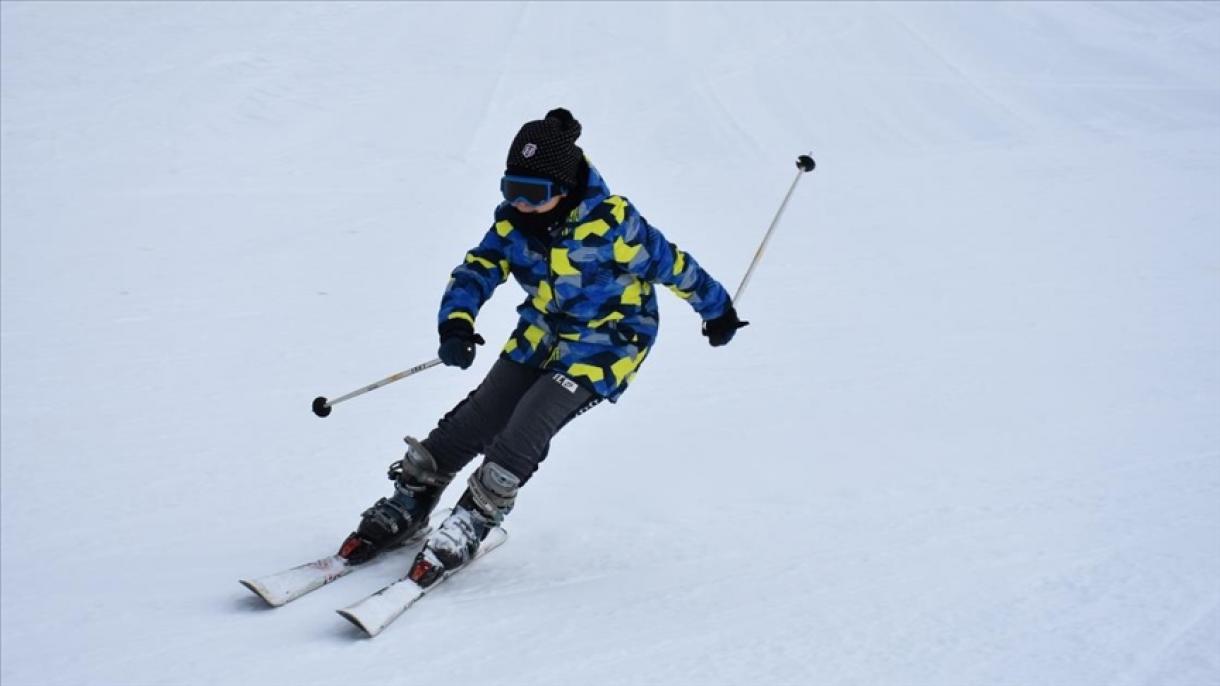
[2,3,1218,685]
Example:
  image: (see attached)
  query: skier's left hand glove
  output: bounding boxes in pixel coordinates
[702,306,748,347]
[438,319,485,369]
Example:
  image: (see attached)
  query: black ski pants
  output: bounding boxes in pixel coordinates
[422,358,602,486]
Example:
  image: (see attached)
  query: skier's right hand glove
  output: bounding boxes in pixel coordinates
[702,306,749,347]
[437,320,485,369]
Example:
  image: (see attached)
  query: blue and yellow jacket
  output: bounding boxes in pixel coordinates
[438,164,730,401]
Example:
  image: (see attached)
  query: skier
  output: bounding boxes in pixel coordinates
[337,108,747,586]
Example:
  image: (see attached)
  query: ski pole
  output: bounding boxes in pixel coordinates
[312,358,443,418]
[733,153,816,306]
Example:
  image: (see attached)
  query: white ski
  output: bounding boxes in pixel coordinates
[336,527,508,637]
[239,528,430,607]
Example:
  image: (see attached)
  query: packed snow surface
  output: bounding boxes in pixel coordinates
[2,3,1218,685]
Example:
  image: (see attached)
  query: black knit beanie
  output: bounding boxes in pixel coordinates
[505,108,584,189]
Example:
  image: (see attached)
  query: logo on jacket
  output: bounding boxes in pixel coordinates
[521,143,538,158]
[552,373,579,394]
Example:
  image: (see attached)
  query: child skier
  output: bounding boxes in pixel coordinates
[338,108,747,586]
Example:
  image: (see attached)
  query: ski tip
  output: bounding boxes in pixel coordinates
[336,609,379,638]
[239,579,283,607]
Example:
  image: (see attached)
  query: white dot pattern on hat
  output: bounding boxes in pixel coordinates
[506,116,584,188]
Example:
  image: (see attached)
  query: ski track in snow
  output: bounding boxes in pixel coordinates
[2,2,1219,685]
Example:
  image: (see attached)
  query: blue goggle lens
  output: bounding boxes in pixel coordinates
[501,175,564,206]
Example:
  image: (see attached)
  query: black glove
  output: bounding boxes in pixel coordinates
[437,320,485,369]
[701,306,748,347]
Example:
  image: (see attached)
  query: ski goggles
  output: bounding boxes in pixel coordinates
[501,174,567,207]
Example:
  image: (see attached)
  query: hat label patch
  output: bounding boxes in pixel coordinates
[521,143,538,158]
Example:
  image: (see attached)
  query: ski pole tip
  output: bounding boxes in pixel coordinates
[797,154,816,172]
[312,396,332,418]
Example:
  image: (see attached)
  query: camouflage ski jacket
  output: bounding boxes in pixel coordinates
[438,164,730,401]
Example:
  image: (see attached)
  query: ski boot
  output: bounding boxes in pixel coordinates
[339,437,453,565]
[408,462,518,587]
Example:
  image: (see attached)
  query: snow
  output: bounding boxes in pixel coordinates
[2,2,1218,684]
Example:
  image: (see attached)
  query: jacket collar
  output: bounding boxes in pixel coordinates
[570,163,612,223]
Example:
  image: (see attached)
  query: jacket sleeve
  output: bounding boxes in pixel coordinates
[609,197,731,320]
[437,223,511,329]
